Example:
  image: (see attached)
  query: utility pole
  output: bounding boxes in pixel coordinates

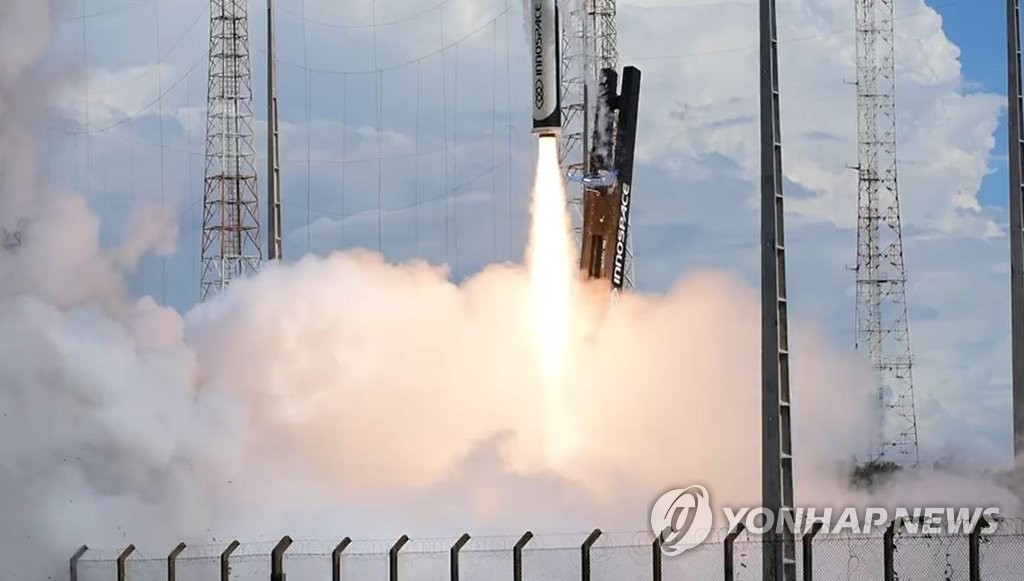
[200,0,261,300]
[854,0,920,466]
[267,0,282,261]
[1007,0,1024,461]
[760,0,796,578]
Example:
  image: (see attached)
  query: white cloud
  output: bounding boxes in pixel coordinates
[619,0,1003,236]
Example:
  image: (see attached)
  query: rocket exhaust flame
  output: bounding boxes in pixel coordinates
[527,136,577,463]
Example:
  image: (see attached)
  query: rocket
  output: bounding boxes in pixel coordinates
[531,0,561,136]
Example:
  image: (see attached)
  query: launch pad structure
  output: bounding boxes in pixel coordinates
[544,1,642,293]
[578,67,641,290]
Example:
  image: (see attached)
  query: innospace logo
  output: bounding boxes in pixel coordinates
[651,486,1002,556]
[649,485,715,556]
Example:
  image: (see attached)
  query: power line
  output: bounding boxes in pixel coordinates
[440,7,450,267]
[414,61,421,255]
[340,73,347,247]
[505,10,513,261]
[65,0,152,21]
[155,0,167,303]
[301,0,312,253]
[284,155,514,223]
[491,19,498,262]
[372,0,383,253]
[453,42,460,277]
[260,5,513,76]
[278,0,452,30]
[67,57,204,135]
[79,0,92,199]
[84,7,205,97]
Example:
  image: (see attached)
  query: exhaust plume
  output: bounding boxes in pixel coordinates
[527,136,577,464]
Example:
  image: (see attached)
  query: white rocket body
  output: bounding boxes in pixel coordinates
[531,0,561,135]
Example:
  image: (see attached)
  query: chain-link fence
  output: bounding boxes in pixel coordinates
[69,520,1024,581]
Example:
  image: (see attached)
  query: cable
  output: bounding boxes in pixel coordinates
[155,0,167,303]
[86,6,205,97]
[186,73,197,302]
[491,19,498,262]
[279,0,451,30]
[67,57,204,135]
[284,155,515,223]
[340,73,347,246]
[65,0,152,21]
[80,0,92,198]
[453,42,460,277]
[625,0,976,63]
[301,0,312,253]
[414,61,421,254]
[505,10,514,261]
[100,135,108,228]
[259,5,513,76]
[440,8,449,266]
[373,0,383,252]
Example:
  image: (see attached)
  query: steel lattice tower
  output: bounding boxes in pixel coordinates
[560,0,635,288]
[200,0,261,301]
[1007,0,1024,461]
[760,0,795,578]
[853,0,920,465]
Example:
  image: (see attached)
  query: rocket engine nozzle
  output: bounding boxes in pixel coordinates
[531,0,561,135]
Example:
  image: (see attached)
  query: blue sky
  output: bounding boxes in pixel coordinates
[937,0,1008,209]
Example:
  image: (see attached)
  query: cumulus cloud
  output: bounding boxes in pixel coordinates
[620,0,1002,236]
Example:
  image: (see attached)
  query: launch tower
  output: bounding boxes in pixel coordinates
[853,0,920,465]
[200,0,261,300]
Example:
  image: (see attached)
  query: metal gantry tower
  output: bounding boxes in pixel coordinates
[200,0,261,301]
[853,0,920,465]
[760,0,796,578]
[1007,0,1024,461]
[561,0,636,289]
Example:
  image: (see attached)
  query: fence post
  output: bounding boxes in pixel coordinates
[581,529,602,581]
[450,533,471,581]
[724,523,745,581]
[271,535,293,581]
[116,545,136,581]
[69,545,88,581]
[969,516,989,581]
[389,535,410,581]
[331,538,351,581]
[221,540,240,581]
[651,536,662,581]
[168,542,186,581]
[513,531,534,581]
[802,522,823,581]
[883,519,900,581]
